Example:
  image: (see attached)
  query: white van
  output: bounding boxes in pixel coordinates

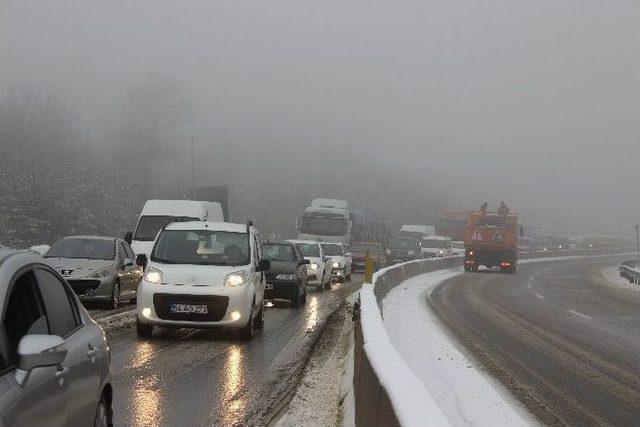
[399,224,435,240]
[421,235,453,258]
[130,200,224,257]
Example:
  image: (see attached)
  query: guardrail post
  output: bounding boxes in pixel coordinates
[364,251,374,284]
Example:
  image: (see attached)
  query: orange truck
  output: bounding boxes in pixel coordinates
[464,206,520,273]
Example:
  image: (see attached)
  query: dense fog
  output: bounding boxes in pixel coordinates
[1,0,638,246]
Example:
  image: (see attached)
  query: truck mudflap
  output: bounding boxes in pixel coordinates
[464,249,517,274]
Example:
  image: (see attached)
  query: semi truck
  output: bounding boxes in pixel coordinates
[464,203,520,273]
[296,198,352,244]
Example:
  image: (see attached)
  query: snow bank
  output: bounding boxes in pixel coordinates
[601,266,640,293]
[382,270,535,427]
[360,284,450,427]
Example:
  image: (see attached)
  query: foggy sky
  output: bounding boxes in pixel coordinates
[2,0,639,236]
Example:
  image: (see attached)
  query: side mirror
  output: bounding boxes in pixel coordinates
[18,335,66,373]
[123,258,134,268]
[124,231,133,245]
[299,259,311,266]
[136,254,148,269]
[257,259,271,272]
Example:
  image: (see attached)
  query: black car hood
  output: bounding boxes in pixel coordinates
[266,260,297,275]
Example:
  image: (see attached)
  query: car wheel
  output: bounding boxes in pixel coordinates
[94,393,112,427]
[254,299,265,330]
[345,273,351,281]
[302,288,307,304]
[238,307,254,341]
[291,283,301,308]
[108,282,120,310]
[136,318,153,338]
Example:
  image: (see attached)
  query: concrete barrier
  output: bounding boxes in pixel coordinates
[354,249,623,426]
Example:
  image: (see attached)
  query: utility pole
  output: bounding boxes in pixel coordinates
[636,224,640,267]
[190,135,196,189]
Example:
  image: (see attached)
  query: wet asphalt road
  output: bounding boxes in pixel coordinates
[431,256,640,426]
[107,275,363,427]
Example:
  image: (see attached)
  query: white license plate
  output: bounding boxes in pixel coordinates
[265,283,274,290]
[169,303,208,314]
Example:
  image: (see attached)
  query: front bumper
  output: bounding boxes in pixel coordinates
[67,278,113,301]
[136,281,253,329]
[265,280,297,300]
[331,267,345,280]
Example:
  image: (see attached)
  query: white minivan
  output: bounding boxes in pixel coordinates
[135,221,269,340]
[130,200,224,258]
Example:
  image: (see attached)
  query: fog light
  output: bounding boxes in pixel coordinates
[230,311,241,321]
[141,308,152,317]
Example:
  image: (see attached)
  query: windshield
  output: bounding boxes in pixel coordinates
[151,230,249,266]
[322,244,344,256]
[45,238,115,260]
[351,243,377,253]
[300,217,347,236]
[134,215,200,241]
[388,238,417,250]
[423,239,447,248]
[262,244,296,262]
[294,243,320,257]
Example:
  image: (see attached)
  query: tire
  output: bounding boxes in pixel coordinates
[345,273,351,281]
[254,299,265,330]
[238,308,254,341]
[107,282,120,310]
[301,288,307,305]
[93,393,112,427]
[136,318,153,338]
[291,283,301,308]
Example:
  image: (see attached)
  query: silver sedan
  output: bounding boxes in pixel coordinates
[0,249,113,426]
[45,236,142,309]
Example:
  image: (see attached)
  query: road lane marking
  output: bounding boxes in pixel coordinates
[567,309,593,321]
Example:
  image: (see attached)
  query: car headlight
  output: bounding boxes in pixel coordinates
[143,267,163,284]
[225,271,247,287]
[332,262,340,268]
[439,250,444,255]
[276,274,296,280]
[309,263,319,270]
[89,268,112,279]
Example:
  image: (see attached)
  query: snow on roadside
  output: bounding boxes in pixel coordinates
[600,266,640,293]
[275,292,358,427]
[383,268,536,427]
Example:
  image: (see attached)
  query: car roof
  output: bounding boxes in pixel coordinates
[424,235,451,241]
[164,221,248,233]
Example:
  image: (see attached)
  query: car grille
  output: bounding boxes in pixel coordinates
[67,280,102,295]
[153,293,229,322]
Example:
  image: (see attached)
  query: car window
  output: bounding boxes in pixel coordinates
[34,269,79,337]
[2,270,49,369]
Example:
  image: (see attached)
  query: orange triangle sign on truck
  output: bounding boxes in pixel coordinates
[471,230,483,241]
[494,231,504,244]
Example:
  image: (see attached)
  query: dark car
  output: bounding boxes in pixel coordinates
[387,236,422,264]
[350,242,388,272]
[262,242,309,307]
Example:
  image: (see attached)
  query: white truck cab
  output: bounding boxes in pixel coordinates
[130,200,224,257]
[296,199,352,244]
[135,221,269,340]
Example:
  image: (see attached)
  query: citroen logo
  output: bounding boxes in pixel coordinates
[60,269,73,276]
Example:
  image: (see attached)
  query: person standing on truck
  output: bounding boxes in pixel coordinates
[498,201,510,224]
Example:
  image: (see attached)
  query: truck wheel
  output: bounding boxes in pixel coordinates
[107,282,120,310]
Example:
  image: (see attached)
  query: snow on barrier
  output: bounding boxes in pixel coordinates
[354,257,460,427]
[354,249,621,426]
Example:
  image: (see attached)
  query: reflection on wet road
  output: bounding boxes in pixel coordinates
[109,276,362,426]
